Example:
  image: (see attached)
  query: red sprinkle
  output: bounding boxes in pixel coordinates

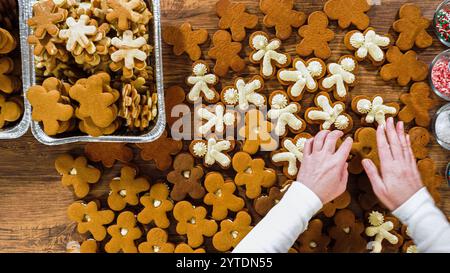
[432,57,450,98]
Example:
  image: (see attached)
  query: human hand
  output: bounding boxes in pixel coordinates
[362,117,424,210]
[297,130,353,204]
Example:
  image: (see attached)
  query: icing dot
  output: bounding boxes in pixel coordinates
[192,142,207,157]
[182,170,191,178]
[119,189,127,197]
[153,199,162,208]
[193,63,208,76]
[231,230,239,239]
[120,228,128,236]
[271,93,288,109]
[223,88,239,105]
[69,168,78,175]
[153,245,161,252]
[335,115,349,130]
[357,99,372,114]
[309,241,318,248]
[340,57,356,71]
[368,211,384,226]
[308,61,323,77]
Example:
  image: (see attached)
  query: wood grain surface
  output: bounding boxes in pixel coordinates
[0,0,449,253]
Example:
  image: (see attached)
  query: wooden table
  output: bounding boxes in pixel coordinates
[0,0,449,252]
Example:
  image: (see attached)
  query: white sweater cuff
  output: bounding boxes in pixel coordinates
[393,187,433,223]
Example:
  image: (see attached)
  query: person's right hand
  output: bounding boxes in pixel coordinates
[362,117,424,210]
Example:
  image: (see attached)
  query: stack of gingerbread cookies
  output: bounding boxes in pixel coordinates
[0,0,23,130]
[58,0,443,253]
[26,0,157,137]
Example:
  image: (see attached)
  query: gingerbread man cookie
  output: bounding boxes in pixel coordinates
[167,153,205,201]
[189,137,234,169]
[321,191,351,218]
[186,61,219,103]
[278,58,326,101]
[107,166,150,211]
[137,183,173,228]
[324,0,371,30]
[349,127,379,174]
[216,0,258,42]
[254,183,291,216]
[67,201,114,241]
[221,76,266,111]
[351,95,399,126]
[163,22,208,61]
[203,172,245,220]
[84,143,134,168]
[136,130,183,171]
[27,0,67,39]
[232,151,277,199]
[328,209,366,253]
[0,94,22,129]
[106,0,148,31]
[408,127,430,160]
[164,85,187,127]
[196,103,235,137]
[344,28,391,65]
[212,211,253,252]
[249,31,291,79]
[105,211,142,253]
[418,158,444,203]
[305,92,353,133]
[365,211,400,253]
[320,55,358,101]
[398,82,435,127]
[393,3,433,51]
[0,57,20,94]
[239,109,277,154]
[297,219,330,253]
[55,154,101,198]
[267,91,305,137]
[208,30,246,77]
[260,0,306,40]
[296,11,335,60]
[271,133,312,179]
[173,201,218,248]
[380,47,428,87]
[138,228,175,253]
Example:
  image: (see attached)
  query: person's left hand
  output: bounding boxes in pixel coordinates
[297,130,353,204]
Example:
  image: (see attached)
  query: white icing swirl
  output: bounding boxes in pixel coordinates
[192,142,207,157]
[307,61,323,77]
[341,57,356,71]
[357,99,372,114]
[223,88,239,105]
[271,94,288,109]
[334,115,350,130]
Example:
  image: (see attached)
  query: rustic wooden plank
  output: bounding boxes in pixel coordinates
[0,0,448,253]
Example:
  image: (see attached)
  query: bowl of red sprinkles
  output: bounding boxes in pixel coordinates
[430,49,450,101]
[434,0,450,47]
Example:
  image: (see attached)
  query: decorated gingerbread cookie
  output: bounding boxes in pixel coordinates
[173,201,218,248]
[320,55,358,101]
[260,0,306,40]
[365,211,402,253]
[196,103,235,137]
[232,151,277,199]
[267,91,305,137]
[203,172,245,220]
[324,0,371,30]
[271,133,312,179]
[107,166,150,211]
[137,183,173,228]
[55,154,101,198]
[105,211,142,253]
[296,219,330,253]
[212,211,253,252]
[277,58,326,101]
[216,0,258,42]
[167,153,205,201]
[380,47,428,86]
[296,11,334,60]
[305,92,353,133]
[249,31,291,79]
[186,61,219,104]
[138,228,175,253]
[351,95,399,126]
[221,76,266,111]
[208,30,246,77]
[344,28,391,65]
[189,137,234,169]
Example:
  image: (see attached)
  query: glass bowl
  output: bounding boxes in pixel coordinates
[429,49,450,101]
[431,103,450,150]
[434,0,450,47]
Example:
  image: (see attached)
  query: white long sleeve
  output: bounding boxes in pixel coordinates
[233,182,322,253]
[393,187,450,253]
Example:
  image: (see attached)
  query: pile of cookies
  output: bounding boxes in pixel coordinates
[60,0,444,253]
[0,0,23,130]
[26,0,157,137]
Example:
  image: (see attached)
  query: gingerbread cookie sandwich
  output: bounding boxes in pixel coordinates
[344,28,391,65]
[190,137,234,169]
[320,55,358,101]
[267,90,305,137]
[351,95,399,126]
